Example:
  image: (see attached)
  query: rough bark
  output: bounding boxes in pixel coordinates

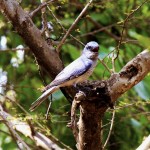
[73,50,150,150]
[0,0,76,100]
[0,0,63,78]
[78,103,106,150]
[1,0,150,150]
[108,50,150,101]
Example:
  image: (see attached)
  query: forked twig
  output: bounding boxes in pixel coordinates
[112,0,148,72]
[47,6,84,47]
[29,0,55,18]
[56,0,93,52]
[98,58,112,74]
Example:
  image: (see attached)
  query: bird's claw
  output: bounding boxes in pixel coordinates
[78,90,86,97]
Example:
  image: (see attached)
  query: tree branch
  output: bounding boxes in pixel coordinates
[108,49,150,101]
[0,0,63,78]
[70,49,150,150]
[136,135,150,150]
[47,6,84,47]
[102,103,116,149]
[29,0,55,18]
[0,104,67,150]
[1,1,150,149]
[112,0,149,72]
[56,0,93,52]
[0,0,76,101]
[0,105,30,150]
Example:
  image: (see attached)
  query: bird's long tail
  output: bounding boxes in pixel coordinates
[29,86,59,111]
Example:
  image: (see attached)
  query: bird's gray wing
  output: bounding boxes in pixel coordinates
[49,57,92,87]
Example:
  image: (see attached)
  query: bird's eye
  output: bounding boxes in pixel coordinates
[87,46,92,49]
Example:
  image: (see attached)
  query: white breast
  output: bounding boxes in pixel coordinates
[75,60,97,84]
[59,60,97,87]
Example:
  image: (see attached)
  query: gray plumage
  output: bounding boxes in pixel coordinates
[30,41,99,111]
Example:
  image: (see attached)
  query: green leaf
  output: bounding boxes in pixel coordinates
[62,44,80,60]
[130,118,141,128]
[129,31,150,49]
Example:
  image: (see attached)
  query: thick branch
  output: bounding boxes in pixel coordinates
[136,135,150,150]
[78,81,109,150]
[0,104,65,150]
[78,103,106,150]
[108,49,150,102]
[0,0,63,78]
[76,49,150,113]
[0,105,30,150]
[72,49,150,150]
[0,0,76,100]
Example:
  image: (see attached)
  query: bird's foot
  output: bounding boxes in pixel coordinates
[78,90,86,97]
[73,84,87,97]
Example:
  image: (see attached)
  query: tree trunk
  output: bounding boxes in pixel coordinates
[78,101,106,150]
[1,0,150,149]
[73,50,150,150]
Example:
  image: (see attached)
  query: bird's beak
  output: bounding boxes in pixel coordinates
[92,46,99,52]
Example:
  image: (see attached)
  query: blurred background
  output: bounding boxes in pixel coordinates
[0,0,150,149]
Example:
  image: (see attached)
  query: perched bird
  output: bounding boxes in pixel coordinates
[30,41,99,111]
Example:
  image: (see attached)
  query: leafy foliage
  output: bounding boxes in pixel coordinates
[0,0,150,149]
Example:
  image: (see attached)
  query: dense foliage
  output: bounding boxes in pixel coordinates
[0,0,150,149]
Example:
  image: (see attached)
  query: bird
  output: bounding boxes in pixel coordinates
[30,41,99,111]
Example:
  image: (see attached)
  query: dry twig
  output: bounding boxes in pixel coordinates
[103,103,116,149]
[98,58,112,74]
[47,6,84,47]
[0,93,71,150]
[56,0,93,52]
[0,105,30,150]
[29,0,55,18]
[112,0,148,72]
[0,104,67,150]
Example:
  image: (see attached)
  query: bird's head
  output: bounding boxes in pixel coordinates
[83,41,99,59]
